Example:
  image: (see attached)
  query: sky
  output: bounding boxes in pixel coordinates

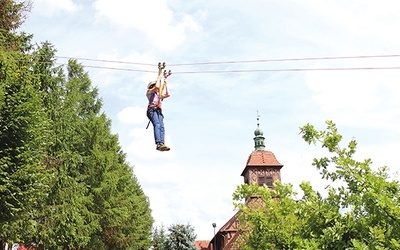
[21,0,400,240]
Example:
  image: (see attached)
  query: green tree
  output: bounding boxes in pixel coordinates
[151,225,167,250]
[86,115,153,250]
[233,120,400,250]
[0,0,31,32]
[0,44,52,247]
[0,0,32,51]
[32,58,101,249]
[65,60,153,250]
[164,224,197,250]
[150,224,197,250]
[1,3,154,247]
[29,53,153,249]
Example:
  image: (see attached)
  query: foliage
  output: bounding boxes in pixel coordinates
[0,2,154,248]
[234,120,400,250]
[151,225,167,250]
[0,0,31,32]
[152,224,197,250]
[0,0,33,51]
[0,40,52,246]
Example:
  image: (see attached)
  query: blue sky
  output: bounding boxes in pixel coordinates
[21,0,400,240]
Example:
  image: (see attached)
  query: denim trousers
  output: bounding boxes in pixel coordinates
[147,107,165,144]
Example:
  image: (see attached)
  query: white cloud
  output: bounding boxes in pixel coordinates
[125,126,175,160]
[305,69,400,131]
[136,162,183,185]
[93,0,201,51]
[117,106,147,125]
[275,1,400,54]
[315,1,400,39]
[32,0,82,16]
[132,157,241,240]
[95,51,160,88]
[355,143,400,175]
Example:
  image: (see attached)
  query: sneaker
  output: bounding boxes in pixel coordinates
[156,143,170,151]
[160,144,170,151]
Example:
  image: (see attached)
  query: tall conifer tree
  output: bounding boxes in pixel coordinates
[0,1,53,247]
[0,36,51,248]
[1,1,154,248]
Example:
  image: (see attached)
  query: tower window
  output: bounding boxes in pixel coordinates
[258,176,273,188]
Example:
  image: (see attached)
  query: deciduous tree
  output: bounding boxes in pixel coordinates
[234,120,400,249]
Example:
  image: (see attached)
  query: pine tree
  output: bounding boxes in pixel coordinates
[84,113,153,250]
[30,54,153,249]
[164,224,197,250]
[1,2,154,248]
[0,0,32,51]
[0,0,31,32]
[152,226,167,250]
[31,57,100,249]
[0,42,52,246]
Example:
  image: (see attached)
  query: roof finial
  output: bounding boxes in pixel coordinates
[253,111,265,150]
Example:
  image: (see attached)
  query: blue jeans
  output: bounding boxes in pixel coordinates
[147,107,165,144]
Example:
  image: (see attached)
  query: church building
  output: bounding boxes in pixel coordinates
[194,119,284,250]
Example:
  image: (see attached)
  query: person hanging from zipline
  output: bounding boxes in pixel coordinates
[146,62,171,151]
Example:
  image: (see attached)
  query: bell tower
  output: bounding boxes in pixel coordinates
[204,115,285,250]
[241,116,283,188]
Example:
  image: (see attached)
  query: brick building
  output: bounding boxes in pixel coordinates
[194,119,283,250]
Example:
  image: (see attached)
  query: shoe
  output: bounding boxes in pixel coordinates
[156,143,170,151]
[160,144,170,151]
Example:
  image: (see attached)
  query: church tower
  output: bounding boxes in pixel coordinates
[241,117,283,188]
[198,117,284,250]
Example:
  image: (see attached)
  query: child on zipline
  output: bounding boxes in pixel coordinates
[146,64,171,151]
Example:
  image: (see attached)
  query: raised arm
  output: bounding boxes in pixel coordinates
[161,83,170,99]
[159,69,172,99]
[155,62,164,90]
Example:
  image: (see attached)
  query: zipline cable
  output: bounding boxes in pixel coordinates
[169,54,400,66]
[55,54,400,67]
[56,56,155,67]
[71,64,157,73]
[72,64,400,74]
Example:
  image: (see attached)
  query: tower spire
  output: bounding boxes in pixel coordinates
[253,111,265,151]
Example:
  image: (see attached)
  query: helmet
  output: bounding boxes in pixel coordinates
[147,81,157,89]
